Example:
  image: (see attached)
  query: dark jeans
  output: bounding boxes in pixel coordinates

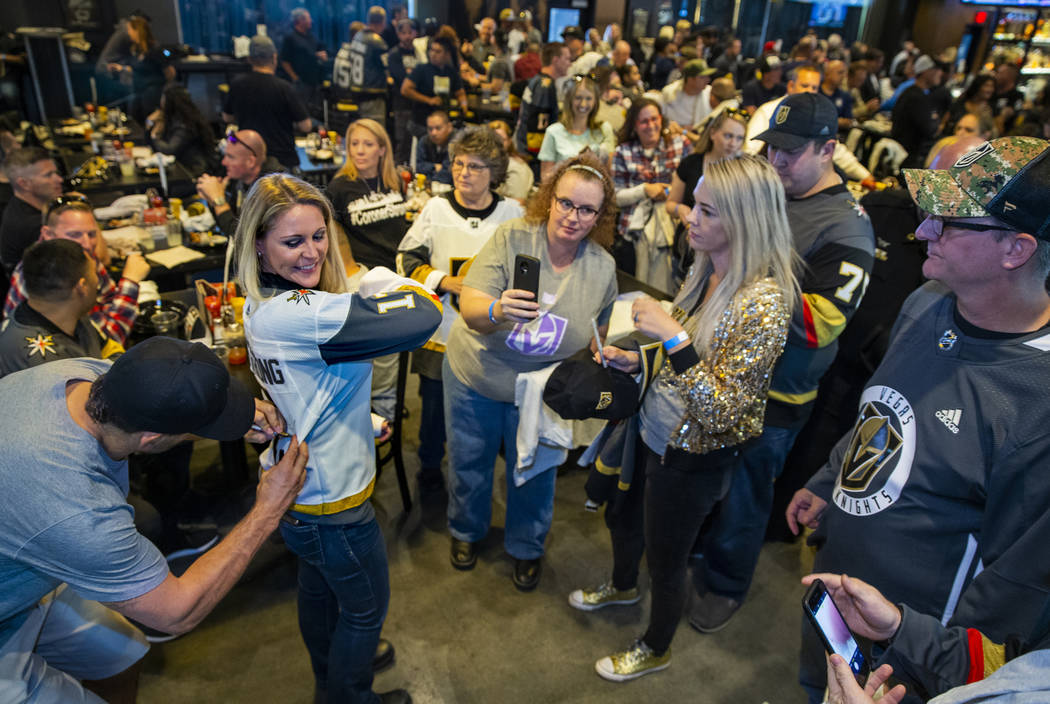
[280,515,390,704]
[417,374,446,473]
[604,440,648,592]
[641,444,741,655]
[696,425,800,601]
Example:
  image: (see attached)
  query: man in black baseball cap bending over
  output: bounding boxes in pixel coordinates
[0,336,307,703]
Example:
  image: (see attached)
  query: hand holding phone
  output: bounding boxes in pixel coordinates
[803,578,870,682]
[512,254,540,300]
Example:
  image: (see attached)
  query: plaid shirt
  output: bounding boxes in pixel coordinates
[613,133,691,234]
[3,258,139,345]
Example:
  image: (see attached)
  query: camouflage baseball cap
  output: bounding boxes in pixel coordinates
[903,136,1050,240]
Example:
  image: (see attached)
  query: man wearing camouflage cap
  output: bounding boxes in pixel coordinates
[787,136,1050,701]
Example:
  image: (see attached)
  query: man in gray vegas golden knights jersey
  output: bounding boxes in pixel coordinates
[332,6,388,131]
[787,137,1050,701]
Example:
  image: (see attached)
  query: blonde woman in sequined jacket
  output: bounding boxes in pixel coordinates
[578,154,800,683]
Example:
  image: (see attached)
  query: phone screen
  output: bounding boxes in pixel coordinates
[809,589,867,676]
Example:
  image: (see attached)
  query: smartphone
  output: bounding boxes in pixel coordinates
[513,254,540,300]
[802,579,870,681]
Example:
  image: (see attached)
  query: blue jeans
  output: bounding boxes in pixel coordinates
[280,515,389,704]
[697,425,800,600]
[417,374,446,472]
[443,357,558,560]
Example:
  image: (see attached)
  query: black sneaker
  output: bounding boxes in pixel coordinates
[373,638,395,672]
[378,690,411,704]
[513,558,542,591]
[450,538,476,570]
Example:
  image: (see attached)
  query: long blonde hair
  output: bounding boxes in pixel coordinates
[678,154,800,358]
[558,77,603,133]
[336,119,401,192]
[235,174,349,302]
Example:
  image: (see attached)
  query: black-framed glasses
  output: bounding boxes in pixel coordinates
[43,194,91,221]
[923,215,1006,239]
[225,132,257,159]
[552,196,600,222]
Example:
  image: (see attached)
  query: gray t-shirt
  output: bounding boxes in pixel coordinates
[0,359,168,646]
[446,218,617,402]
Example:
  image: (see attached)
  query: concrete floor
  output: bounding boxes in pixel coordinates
[138,376,813,704]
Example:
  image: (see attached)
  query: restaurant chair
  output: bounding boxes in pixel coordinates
[374,350,412,513]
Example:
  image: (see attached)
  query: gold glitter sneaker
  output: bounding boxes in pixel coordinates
[568,581,641,611]
[595,640,670,682]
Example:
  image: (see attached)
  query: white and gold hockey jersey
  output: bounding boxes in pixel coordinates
[244,267,441,516]
[395,191,523,354]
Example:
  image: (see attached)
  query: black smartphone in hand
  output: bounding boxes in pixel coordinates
[802,578,870,682]
[513,254,540,300]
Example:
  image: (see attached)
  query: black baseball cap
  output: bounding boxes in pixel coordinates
[561,26,585,40]
[755,93,838,151]
[100,337,254,440]
[543,349,640,421]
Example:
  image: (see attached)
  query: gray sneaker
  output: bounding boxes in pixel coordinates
[568,581,641,611]
[688,592,741,633]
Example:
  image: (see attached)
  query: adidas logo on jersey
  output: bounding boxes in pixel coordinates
[936,409,961,434]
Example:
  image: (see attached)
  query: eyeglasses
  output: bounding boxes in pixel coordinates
[43,194,91,222]
[552,196,600,222]
[923,215,1006,239]
[451,159,489,175]
[225,132,257,159]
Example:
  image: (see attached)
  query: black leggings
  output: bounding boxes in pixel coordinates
[640,443,742,655]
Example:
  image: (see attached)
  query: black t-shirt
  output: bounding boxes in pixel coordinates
[407,63,463,125]
[386,45,421,110]
[675,153,706,210]
[742,79,786,110]
[281,30,324,86]
[326,175,410,269]
[0,196,42,274]
[224,72,309,169]
[891,85,941,169]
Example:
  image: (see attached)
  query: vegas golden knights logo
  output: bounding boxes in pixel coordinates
[841,402,903,492]
[775,106,791,124]
[833,385,916,517]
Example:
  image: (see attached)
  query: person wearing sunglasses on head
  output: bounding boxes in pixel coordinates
[196,130,284,239]
[3,196,149,346]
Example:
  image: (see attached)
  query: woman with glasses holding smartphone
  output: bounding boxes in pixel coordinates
[443,151,618,591]
[612,97,692,291]
[580,154,798,682]
[395,126,523,497]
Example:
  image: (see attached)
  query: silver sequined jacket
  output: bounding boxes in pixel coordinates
[656,277,791,455]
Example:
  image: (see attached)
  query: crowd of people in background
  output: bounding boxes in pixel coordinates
[0,4,1049,704]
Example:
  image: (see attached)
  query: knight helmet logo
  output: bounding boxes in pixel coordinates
[840,402,903,492]
[775,106,791,124]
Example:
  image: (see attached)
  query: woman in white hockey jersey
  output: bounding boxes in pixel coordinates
[235,174,440,704]
[396,126,523,496]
